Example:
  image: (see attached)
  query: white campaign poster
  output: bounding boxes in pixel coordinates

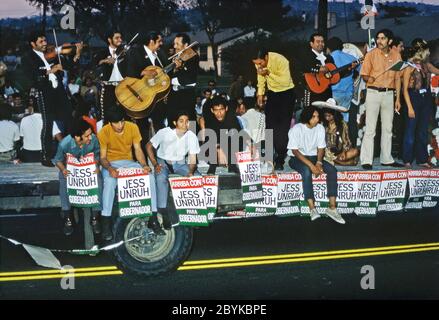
[300,173,328,216]
[236,151,263,204]
[423,169,439,208]
[355,172,382,216]
[169,176,209,226]
[203,175,219,221]
[336,171,358,215]
[66,153,100,208]
[117,168,152,218]
[276,173,302,217]
[378,170,408,212]
[245,174,278,217]
[406,170,431,210]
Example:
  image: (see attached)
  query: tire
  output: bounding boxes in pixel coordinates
[112,216,193,277]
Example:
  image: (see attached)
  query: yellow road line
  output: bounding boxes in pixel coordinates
[0,266,119,277]
[178,246,439,271]
[182,242,439,266]
[0,270,123,282]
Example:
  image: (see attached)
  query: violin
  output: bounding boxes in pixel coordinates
[44,43,87,61]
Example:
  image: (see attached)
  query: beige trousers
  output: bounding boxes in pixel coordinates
[360,89,395,165]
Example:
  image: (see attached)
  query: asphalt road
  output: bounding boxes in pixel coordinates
[1,207,439,300]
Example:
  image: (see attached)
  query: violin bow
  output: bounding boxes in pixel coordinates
[116,32,139,60]
[168,41,199,61]
[52,28,63,68]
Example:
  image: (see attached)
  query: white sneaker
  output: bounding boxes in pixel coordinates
[326,208,345,224]
[310,208,321,221]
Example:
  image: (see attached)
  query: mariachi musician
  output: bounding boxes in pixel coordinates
[302,32,334,107]
[123,31,167,153]
[167,33,199,124]
[93,30,127,123]
[22,30,83,167]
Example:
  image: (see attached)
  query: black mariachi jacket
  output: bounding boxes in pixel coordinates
[124,45,167,79]
[171,54,199,87]
[93,47,127,81]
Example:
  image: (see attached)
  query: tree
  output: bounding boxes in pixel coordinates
[226,0,291,33]
[26,0,50,32]
[193,0,291,79]
[318,0,328,39]
[380,4,417,18]
[26,0,180,42]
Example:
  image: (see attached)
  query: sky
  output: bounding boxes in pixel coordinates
[0,0,438,19]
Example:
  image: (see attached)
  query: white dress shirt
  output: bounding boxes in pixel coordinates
[312,49,327,66]
[108,46,123,82]
[33,49,58,88]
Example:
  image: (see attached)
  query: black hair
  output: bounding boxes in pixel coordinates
[203,88,212,94]
[142,31,162,46]
[310,32,324,43]
[252,48,269,60]
[233,99,247,110]
[375,29,394,41]
[411,38,428,51]
[322,108,344,135]
[171,110,191,128]
[175,33,190,46]
[28,31,46,45]
[105,30,121,42]
[208,80,216,85]
[106,107,125,123]
[0,103,12,121]
[70,118,92,139]
[209,96,228,109]
[72,94,90,117]
[327,37,343,52]
[300,106,318,124]
[390,36,403,48]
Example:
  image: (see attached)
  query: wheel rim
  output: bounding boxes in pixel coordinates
[124,217,175,263]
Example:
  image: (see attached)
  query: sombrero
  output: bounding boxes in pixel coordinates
[312,98,349,113]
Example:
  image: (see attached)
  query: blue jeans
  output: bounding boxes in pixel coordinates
[155,158,200,209]
[101,160,157,217]
[402,90,434,164]
[59,170,103,212]
[333,94,352,123]
[289,156,338,201]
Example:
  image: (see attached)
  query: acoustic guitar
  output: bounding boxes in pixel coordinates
[115,47,197,119]
[304,57,363,94]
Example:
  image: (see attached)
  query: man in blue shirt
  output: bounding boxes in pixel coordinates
[326,37,360,123]
[52,118,102,236]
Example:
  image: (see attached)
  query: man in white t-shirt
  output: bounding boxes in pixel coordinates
[19,106,43,162]
[0,105,20,162]
[287,106,345,224]
[146,111,200,230]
